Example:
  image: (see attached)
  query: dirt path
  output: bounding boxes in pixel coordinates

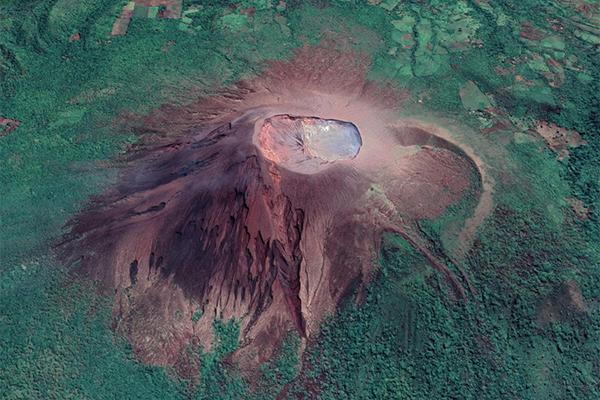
[394,118,495,259]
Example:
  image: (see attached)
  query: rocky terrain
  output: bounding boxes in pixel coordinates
[62,46,485,371]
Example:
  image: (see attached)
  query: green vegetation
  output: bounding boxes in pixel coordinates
[255,333,302,398]
[1,0,599,399]
[194,320,300,399]
[195,320,246,400]
[0,260,186,399]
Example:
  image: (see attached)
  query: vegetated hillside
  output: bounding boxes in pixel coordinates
[1,0,599,399]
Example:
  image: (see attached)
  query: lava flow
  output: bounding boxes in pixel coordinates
[60,45,488,372]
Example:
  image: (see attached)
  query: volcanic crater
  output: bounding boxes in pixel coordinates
[61,46,491,372]
[257,115,363,174]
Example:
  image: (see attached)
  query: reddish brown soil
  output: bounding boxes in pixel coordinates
[136,0,182,18]
[0,117,20,137]
[535,120,586,159]
[69,32,81,42]
[111,8,133,36]
[111,0,182,36]
[537,280,587,325]
[520,22,545,41]
[60,45,485,372]
[568,197,589,220]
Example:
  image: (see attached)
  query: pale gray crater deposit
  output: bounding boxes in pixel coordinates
[257,114,362,174]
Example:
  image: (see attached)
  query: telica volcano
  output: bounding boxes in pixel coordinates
[61,47,488,373]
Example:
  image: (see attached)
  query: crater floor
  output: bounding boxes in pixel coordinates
[258,115,362,174]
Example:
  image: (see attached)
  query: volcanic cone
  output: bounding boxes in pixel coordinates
[62,46,486,370]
